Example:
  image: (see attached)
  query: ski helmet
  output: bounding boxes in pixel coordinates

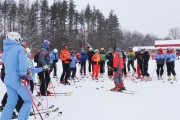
[89,47,93,51]
[6,32,21,42]
[53,49,58,53]
[43,40,50,48]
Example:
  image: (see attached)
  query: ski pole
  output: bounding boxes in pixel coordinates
[23,82,43,120]
[32,106,37,120]
[49,80,57,99]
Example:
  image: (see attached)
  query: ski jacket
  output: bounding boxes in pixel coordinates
[27,55,43,81]
[155,52,165,65]
[70,54,78,68]
[127,51,135,61]
[38,44,50,67]
[76,53,81,61]
[142,51,150,63]
[80,53,88,62]
[165,51,176,63]
[2,39,27,85]
[135,53,143,65]
[87,51,94,61]
[113,49,124,70]
[50,51,59,62]
[106,51,113,67]
[100,51,106,61]
[60,48,70,64]
[92,53,102,65]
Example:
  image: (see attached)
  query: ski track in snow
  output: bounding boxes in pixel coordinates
[0,60,180,120]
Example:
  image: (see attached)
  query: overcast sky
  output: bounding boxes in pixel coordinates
[48,0,180,38]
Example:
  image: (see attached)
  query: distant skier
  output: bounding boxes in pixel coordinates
[60,44,71,85]
[91,49,102,80]
[135,49,144,79]
[122,51,127,78]
[50,49,59,78]
[80,49,88,78]
[106,48,114,79]
[127,47,136,73]
[155,48,165,80]
[0,32,32,120]
[100,48,106,77]
[87,48,94,75]
[69,50,78,80]
[165,48,176,80]
[142,49,151,80]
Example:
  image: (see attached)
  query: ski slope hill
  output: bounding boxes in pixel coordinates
[0,59,180,120]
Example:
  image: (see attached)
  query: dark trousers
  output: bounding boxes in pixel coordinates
[70,68,76,78]
[60,63,70,82]
[88,61,93,73]
[127,61,136,72]
[122,62,127,75]
[100,61,105,73]
[156,64,164,76]
[143,62,149,77]
[39,70,50,95]
[166,62,176,76]
[52,61,57,76]
[80,61,86,75]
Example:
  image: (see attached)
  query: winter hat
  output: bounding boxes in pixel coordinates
[26,47,31,54]
[43,40,50,48]
[6,32,21,42]
[112,44,117,51]
[53,49,58,53]
[89,48,93,51]
[81,49,85,52]
[21,37,28,42]
[71,50,75,53]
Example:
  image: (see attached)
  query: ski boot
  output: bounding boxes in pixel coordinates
[173,75,176,81]
[110,85,118,91]
[168,76,172,81]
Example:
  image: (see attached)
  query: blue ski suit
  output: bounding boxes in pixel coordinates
[0,39,32,120]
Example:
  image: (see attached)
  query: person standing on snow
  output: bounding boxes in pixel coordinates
[135,49,144,79]
[142,49,151,80]
[87,48,94,75]
[91,49,102,80]
[60,44,71,85]
[106,48,114,79]
[127,47,136,73]
[121,51,127,78]
[70,50,78,80]
[165,48,176,80]
[80,49,88,78]
[110,47,126,91]
[50,49,59,78]
[0,32,32,120]
[37,40,51,96]
[155,48,165,80]
[100,48,106,77]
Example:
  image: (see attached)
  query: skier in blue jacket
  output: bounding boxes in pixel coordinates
[0,32,32,120]
[70,50,78,80]
[50,49,59,78]
[80,49,88,77]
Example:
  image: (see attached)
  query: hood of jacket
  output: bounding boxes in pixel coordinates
[3,39,21,51]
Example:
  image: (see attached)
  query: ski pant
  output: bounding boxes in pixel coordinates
[0,83,32,120]
[88,60,93,73]
[60,63,70,82]
[80,61,86,75]
[70,67,76,78]
[166,62,176,76]
[92,64,100,78]
[156,64,164,76]
[127,60,136,72]
[122,62,127,76]
[39,70,50,95]
[137,63,143,76]
[113,68,124,88]
[143,62,149,77]
[100,61,105,74]
[52,61,57,76]
[107,62,113,77]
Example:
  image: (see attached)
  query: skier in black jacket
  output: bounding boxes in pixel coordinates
[142,49,151,80]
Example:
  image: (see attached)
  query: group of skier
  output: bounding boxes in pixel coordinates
[0,31,177,120]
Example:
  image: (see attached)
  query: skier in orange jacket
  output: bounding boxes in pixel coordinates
[111,46,126,91]
[91,49,102,80]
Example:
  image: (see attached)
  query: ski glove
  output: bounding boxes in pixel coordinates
[43,65,50,70]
